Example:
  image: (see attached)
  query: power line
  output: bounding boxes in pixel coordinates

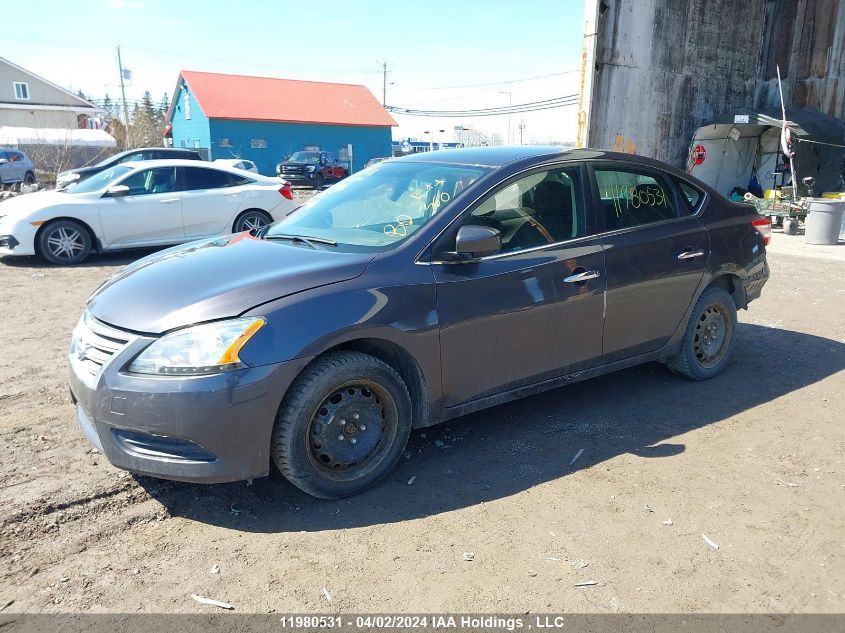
[387,95,579,117]
[409,70,580,91]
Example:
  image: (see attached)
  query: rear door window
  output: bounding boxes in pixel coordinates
[594,168,684,231]
[182,167,237,190]
[675,179,704,213]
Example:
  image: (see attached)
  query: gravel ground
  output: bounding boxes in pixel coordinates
[0,229,843,614]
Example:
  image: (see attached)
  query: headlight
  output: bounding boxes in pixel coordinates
[128,317,265,375]
[306,165,316,172]
[58,173,80,183]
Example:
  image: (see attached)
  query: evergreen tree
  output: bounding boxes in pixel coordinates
[158,93,170,122]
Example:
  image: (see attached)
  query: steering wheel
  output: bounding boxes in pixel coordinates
[513,207,554,243]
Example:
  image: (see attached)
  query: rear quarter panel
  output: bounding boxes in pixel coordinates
[698,194,768,289]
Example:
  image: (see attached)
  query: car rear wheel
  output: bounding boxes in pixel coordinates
[271,351,412,499]
[38,219,92,265]
[24,172,35,185]
[666,286,737,380]
[232,209,272,233]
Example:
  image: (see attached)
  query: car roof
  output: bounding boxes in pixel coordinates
[120,159,230,168]
[118,159,272,179]
[392,145,695,177]
[112,147,197,157]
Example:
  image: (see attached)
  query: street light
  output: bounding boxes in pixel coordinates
[499,90,512,145]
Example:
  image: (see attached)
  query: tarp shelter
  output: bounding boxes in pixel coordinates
[686,108,845,197]
[0,126,116,175]
[0,127,116,147]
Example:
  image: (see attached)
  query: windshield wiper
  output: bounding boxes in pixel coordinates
[263,233,337,248]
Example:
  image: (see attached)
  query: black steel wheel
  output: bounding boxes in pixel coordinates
[233,209,272,233]
[666,286,737,380]
[271,351,412,498]
[37,219,92,265]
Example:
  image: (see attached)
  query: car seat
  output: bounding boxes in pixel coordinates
[151,170,173,194]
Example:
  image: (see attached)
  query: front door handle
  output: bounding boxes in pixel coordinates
[677,249,705,260]
[159,198,179,204]
[563,270,601,283]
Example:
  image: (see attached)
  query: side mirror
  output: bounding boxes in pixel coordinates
[105,184,130,197]
[451,225,501,260]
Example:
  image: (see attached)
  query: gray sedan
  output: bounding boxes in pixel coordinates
[68,146,770,498]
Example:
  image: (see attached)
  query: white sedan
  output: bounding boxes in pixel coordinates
[0,159,297,264]
[213,158,259,173]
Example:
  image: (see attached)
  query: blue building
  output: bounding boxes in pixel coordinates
[165,70,396,175]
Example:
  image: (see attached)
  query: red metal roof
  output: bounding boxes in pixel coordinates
[178,70,397,127]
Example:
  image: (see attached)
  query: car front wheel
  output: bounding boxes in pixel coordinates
[666,286,737,380]
[38,219,92,265]
[271,351,412,499]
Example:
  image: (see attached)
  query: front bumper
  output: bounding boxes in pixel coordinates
[68,315,312,483]
[0,234,21,256]
[277,171,316,186]
[0,220,37,256]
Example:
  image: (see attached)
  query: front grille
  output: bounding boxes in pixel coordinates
[282,166,305,175]
[71,313,131,376]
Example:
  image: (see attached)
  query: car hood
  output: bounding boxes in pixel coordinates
[58,165,99,178]
[0,190,90,218]
[87,234,375,334]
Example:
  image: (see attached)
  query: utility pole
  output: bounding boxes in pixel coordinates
[381,61,390,107]
[116,45,130,128]
[518,118,525,145]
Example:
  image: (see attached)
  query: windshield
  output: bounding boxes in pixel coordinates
[266,161,490,249]
[64,165,134,194]
[287,151,321,164]
[94,151,129,168]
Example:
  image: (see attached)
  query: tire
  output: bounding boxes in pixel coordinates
[785,218,799,235]
[37,219,93,265]
[232,209,272,233]
[271,351,412,499]
[24,172,35,185]
[666,286,737,380]
[313,173,324,190]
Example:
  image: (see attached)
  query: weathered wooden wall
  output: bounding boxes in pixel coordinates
[580,0,845,167]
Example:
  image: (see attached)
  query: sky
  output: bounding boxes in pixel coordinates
[8,0,586,144]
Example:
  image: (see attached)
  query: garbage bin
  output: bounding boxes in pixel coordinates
[804,198,845,245]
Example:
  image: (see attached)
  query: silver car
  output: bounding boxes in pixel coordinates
[0,149,36,188]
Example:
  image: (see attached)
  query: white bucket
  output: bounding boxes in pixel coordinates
[805,199,845,245]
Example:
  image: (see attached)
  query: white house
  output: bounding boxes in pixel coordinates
[0,57,103,129]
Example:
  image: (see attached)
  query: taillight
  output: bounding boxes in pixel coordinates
[752,216,771,246]
[279,183,293,200]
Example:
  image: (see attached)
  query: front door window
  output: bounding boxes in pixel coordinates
[462,166,592,253]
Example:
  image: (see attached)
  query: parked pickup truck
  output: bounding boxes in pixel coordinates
[276,150,348,189]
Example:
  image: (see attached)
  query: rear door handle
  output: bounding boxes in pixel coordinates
[677,249,705,260]
[563,270,601,283]
[159,198,179,204]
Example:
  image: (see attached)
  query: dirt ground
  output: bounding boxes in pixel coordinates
[0,229,843,615]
